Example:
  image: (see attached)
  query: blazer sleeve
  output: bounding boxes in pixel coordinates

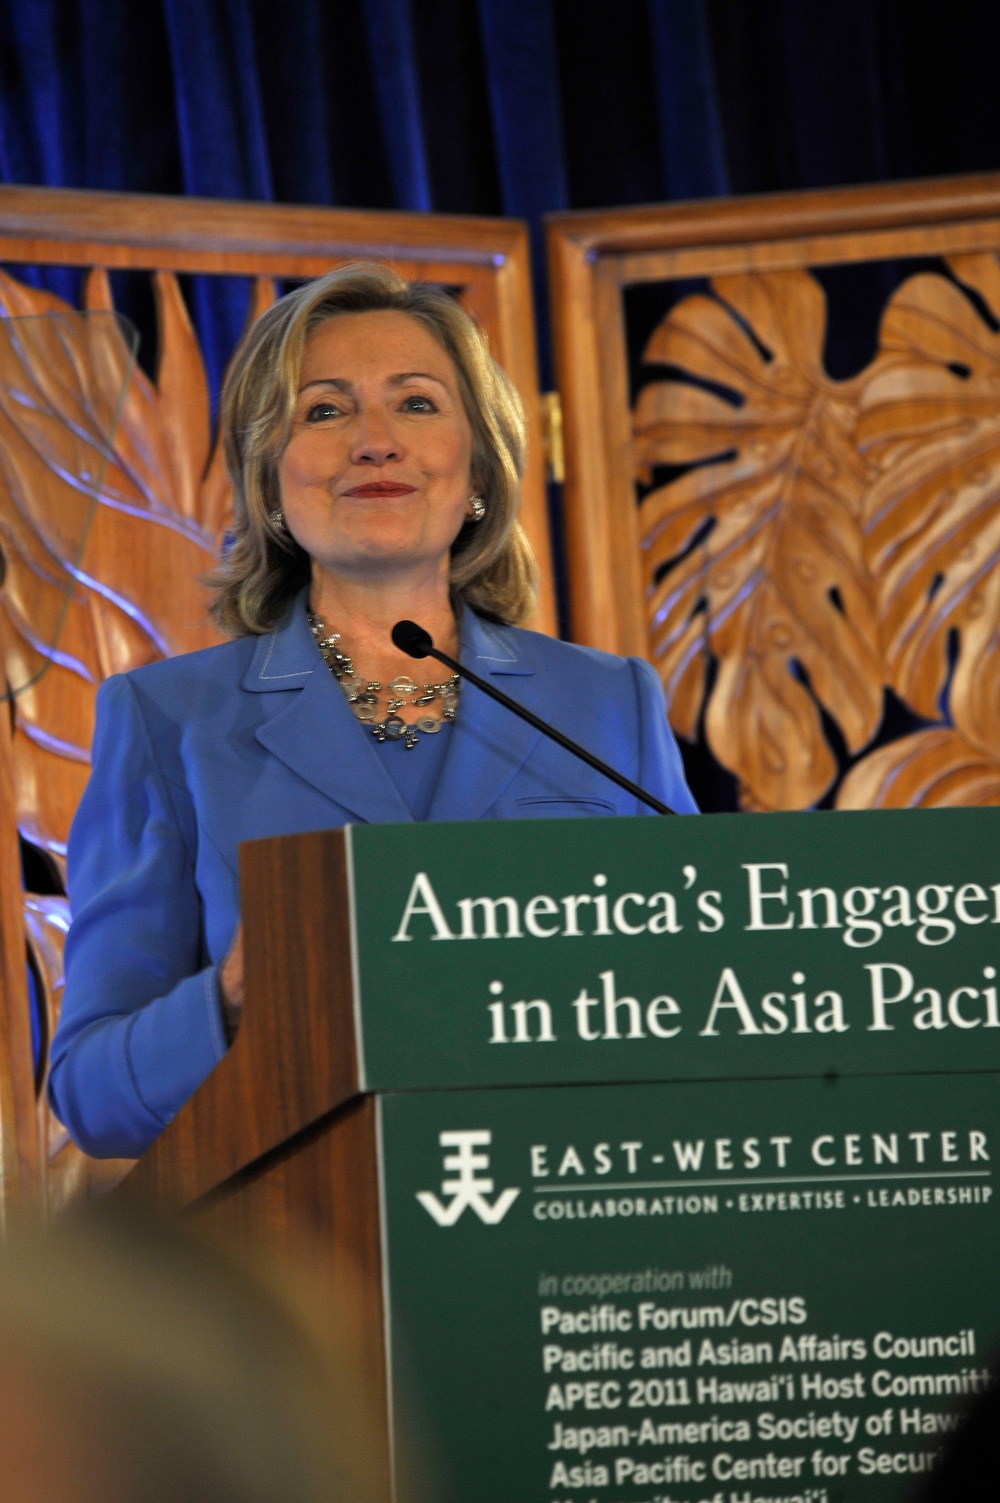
[629,657,699,815]
[48,675,228,1159]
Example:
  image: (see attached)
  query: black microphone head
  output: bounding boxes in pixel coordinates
[391,619,434,658]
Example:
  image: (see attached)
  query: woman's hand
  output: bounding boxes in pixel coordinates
[218,923,244,1044]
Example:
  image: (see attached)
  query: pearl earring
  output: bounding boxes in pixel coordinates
[468,496,486,522]
[269,510,285,530]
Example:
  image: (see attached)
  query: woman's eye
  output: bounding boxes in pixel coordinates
[401,394,437,413]
[304,400,342,423]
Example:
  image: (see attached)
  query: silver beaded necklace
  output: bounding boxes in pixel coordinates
[307,610,460,750]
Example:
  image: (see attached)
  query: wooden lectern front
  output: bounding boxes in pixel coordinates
[126,830,389,1468]
[128,813,1000,1503]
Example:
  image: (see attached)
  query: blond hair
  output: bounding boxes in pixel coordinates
[209,262,537,634]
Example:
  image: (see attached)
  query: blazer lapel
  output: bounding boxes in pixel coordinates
[427,605,541,822]
[245,601,412,826]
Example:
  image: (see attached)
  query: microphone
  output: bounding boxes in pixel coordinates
[391,619,435,659]
[391,620,676,815]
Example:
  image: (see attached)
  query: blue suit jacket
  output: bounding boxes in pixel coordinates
[49,599,696,1157]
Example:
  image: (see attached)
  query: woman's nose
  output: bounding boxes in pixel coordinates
[350,406,402,465]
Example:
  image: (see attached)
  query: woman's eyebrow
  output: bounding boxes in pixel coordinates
[298,377,352,393]
[388,371,449,388]
[297,371,449,394]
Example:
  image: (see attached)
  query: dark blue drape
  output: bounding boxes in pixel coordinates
[12,0,996,387]
[2,0,995,388]
[161,0,272,395]
[362,0,433,211]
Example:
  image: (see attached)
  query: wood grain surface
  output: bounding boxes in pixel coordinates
[0,269,224,872]
[547,172,1000,256]
[547,171,1000,811]
[126,835,392,1500]
[126,827,361,1208]
[0,685,39,1215]
[0,185,554,634]
[194,1094,390,1503]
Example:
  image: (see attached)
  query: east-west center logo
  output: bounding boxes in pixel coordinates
[417,1130,521,1226]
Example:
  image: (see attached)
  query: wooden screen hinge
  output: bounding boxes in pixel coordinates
[539,391,565,483]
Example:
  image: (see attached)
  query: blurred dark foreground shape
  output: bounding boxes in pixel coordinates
[0,1200,388,1503]
[908,1352,1000,1503]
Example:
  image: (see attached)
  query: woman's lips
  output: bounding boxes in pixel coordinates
[342,482,417,497]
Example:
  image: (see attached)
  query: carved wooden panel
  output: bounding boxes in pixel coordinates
[0,185,554,633]
[548,176,1000,810]
[0,270,232,870]
[0,185,552,1209]
[0,685,38,1214]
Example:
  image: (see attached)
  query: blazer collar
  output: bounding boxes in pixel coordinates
[246,597,412,825]
[457,604,536,678]
[240,595,537,690]
[243,596,543,826]
[425,604,542,822]
[242,595,319,693]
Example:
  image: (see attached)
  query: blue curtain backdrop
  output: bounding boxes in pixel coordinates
[1,0,998,391]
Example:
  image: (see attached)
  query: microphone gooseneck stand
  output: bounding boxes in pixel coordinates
[391,619,676,816]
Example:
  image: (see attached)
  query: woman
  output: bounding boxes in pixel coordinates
[49,263,697,1160]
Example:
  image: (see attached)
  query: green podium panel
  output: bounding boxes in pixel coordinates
[380,1073,999,1503]
[348,808,1000,1089]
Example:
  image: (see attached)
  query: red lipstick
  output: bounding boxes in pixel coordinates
[342,481,416,497]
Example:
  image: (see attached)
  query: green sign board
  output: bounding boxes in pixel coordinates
[339,810,1000,1498]
[379,1072,998,1503]
[348,809,1000,1088]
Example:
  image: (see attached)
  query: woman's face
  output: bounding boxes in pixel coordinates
[277,309,475,586]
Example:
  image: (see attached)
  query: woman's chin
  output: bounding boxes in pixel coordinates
[312,539,451,581]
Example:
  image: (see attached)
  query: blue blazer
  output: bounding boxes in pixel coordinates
[49,598,696,1157]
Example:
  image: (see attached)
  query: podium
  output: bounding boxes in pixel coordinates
[129,811,1000,1502]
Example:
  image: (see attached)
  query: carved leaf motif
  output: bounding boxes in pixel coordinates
[0,266,266,1202]
[0,270,248,860]
[81,266,260,544]
[837,729,1000,809]
[837,538,1000,808]
[856,253,1000,719]
[836,252,1000,807]
[633,270,884,811]
[200,277,276,539]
